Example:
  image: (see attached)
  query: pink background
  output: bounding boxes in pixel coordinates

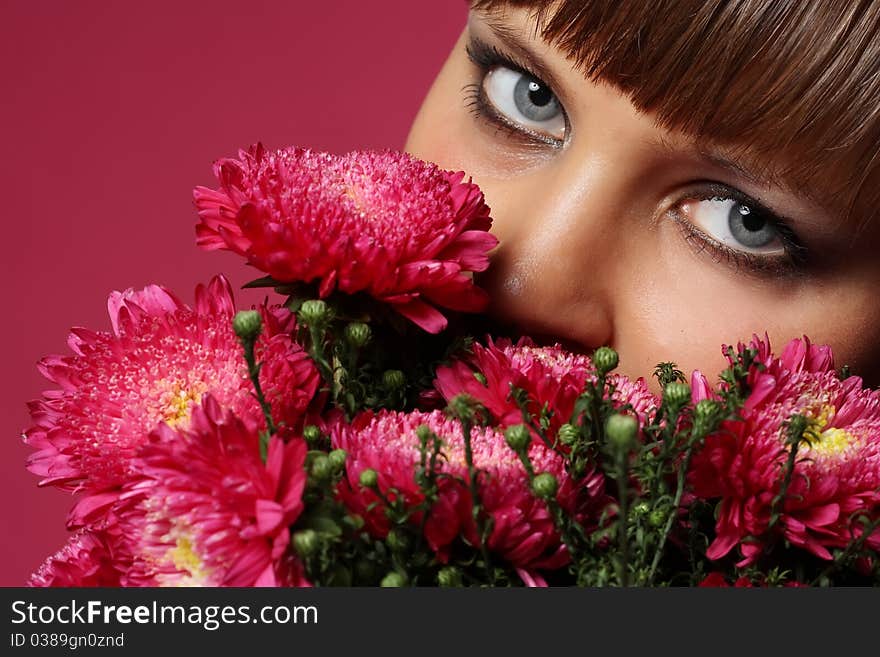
[0,1,465,586]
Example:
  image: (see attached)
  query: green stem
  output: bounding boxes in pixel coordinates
[810,516,880,586]
[769,418,807,534]
[511,387,557,452]
[616,447,630,587]
[241,337,276,458]
[308,325,334,383]
[414,435,442,554]
[461,416,494,584]
[515,446,587,558]
[646,447,694,586]
[590,376,606,449]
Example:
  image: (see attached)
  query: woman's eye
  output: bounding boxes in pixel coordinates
[482,66,566,141]
[678,196,785,256]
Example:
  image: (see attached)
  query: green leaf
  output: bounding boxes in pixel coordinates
[242,275,280,289]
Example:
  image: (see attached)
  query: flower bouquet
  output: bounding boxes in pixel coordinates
[23,145,880,587]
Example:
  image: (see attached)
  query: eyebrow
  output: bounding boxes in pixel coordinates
[696,151,772,188]
[646,135,783,191]
[648,135,845,222]
[476,9,837,217]
[695,145,829,211]
[477,15,778,187]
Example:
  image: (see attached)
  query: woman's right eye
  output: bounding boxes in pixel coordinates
[481,66,566,142]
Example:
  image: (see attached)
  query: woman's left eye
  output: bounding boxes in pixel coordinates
[481,66,566,142]
[678,196,786,256]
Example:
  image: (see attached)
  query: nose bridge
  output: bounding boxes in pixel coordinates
[482,149,626,349]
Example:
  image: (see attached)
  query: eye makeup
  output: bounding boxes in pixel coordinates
[667,182,809,277]
[464,35,570,148]
[461,28,813,278]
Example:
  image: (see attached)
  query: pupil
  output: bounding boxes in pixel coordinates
[512,74,560,123]
[527,80,552,107]
[739,205,764,232]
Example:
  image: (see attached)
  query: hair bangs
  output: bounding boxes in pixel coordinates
[472,0,880,226]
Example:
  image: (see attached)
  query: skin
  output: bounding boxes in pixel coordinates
[405,6,880,389]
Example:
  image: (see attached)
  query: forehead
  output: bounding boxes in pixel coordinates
[472,1,880,226]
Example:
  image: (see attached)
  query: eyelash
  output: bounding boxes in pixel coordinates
[462,37,809,277]
[669,182,808,276]
[669,184,808,277]
[464,38,569,148]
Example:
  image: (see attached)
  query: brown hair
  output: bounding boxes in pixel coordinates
[472,0,880,229]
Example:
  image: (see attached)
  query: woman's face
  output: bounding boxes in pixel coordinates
[405,6,880,387]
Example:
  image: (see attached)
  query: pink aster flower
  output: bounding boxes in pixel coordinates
[697,573,754,587]
[689,335,880,565]
[29,529,121,587]
[698,573,807,587]
[24,275,319,494]
[332,409,601,574]
[111,398,309,587]
[434,337,657,434]
[193,145,498,333]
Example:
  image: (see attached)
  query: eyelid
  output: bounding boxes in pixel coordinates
[673,218,795,277]
[689,182,780,218]
[669,182,810,275]
[466,37,528,82]
[687,182,806,257]
[465,33,568,109]
[465,36,570,146]
[464,84,565,148]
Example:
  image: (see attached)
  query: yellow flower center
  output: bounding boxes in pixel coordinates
[169,537,205,577]
[343,182,370,217]
[802,404,855,457]
[156,534,210,587]
[157,380,207,429]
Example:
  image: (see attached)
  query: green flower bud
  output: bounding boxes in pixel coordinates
[343,513,365,531]
[605,413,638,451]
[437,566,463,587]
[557,423,579,446]
[504,424,531,452]
[386,529,410,553]
[298,299,331,326]
[694,399,721,423]
[309,454,332,481]
[592,346,619,375]
[380,572,407,587]
[292,529,319,558]
[632,502,650,518]
[302,425,322,445]
[653,362,685,388]
[448,393,478,422]
[693,399,723,436]
[328,449,347,472]
[663,382,691,408]
[648,509,667,528]
[344,322,371,348]
[415,424,433,447]
[531,472,559,500]
[359,468,379,489]
[232,310,262,341]
[382,369,406,390]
